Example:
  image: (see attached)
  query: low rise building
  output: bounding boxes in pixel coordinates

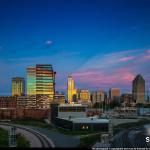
[121,93,134,106]
[0,96,17,108]
[50,103,109,132]
[57,103,87,118]
[0,108,50,120]
[17,95,36,108]
[112,107,137,118]
[137,107,150,116]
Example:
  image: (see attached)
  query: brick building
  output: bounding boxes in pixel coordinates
[0,96,17,108]
[0,108,50,120]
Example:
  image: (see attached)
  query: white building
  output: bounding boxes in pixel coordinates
[58,103,87,119]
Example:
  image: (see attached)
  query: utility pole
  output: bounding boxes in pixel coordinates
[9,126,17,147]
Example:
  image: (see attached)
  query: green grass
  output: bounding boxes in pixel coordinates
[11,119,53,130]
[78,132,101,147]
[0,128,8,147]
[113,118,150,135]
[0,128,30,147]
[16,134,30,147]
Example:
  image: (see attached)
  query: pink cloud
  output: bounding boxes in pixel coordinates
[72,68,135,89]
[115,68,135,82]
[146,50,150,53]
[70,49,150,91]
[118,56,135,62]
[138,50,150,62]
[143,55,150,60]
[140,53,150,61]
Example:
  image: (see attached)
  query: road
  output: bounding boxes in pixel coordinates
[0,123,55,148]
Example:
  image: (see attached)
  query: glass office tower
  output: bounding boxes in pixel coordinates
[27,67,36,95]
[27,64,56,108]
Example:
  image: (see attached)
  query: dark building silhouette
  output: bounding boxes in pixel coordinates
[121,93,134,106]
[132,74,145,104]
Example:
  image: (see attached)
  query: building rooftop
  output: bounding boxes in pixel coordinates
[59,103,87,107]
[61,117,109,123]
[134,74,145,81]
[12,77,24,80]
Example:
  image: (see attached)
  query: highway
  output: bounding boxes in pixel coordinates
[0,123,55,148]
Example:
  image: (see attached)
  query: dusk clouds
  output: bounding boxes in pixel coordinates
[0,47,150,94]
[0,0,150,95]
[72,49,150,92]
[118,56,135,62]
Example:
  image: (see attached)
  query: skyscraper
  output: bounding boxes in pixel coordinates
[92,91,105,104]
[132,74,145,104]
[27,67,36,95]
[67,75,76,103]
[27,64,56,108]
[12,77,25,96]
[109,88,120,101]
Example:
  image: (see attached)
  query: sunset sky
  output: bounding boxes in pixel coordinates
[0,0,150,95]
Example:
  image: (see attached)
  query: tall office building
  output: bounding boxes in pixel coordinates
[91,91,105,104]
[132,74,145,104]
[67,75,76,103]
[79,89,91,102]
[12,77,25,96]
[76,89,81,102]
[109,88,120,101]
[27,67,36,95]
[27,64,56,108]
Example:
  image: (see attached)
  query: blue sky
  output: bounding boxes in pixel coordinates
[0,0,150,95]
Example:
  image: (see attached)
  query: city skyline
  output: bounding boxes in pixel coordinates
[0,0,150,94]
[0,68,149,97]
